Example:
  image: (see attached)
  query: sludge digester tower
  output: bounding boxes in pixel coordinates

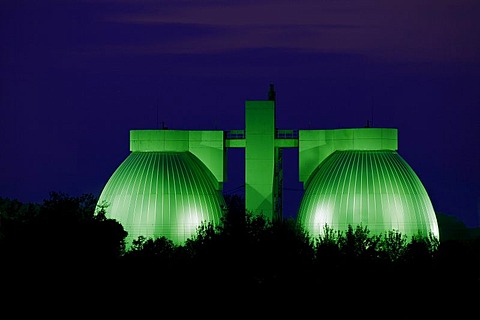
[97,86,439,246]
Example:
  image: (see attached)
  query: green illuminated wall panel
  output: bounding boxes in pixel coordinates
[297,150,439,240]
[188,130,226,190]
[97,151,226,246]
[130,129,225,187]
[130,129,189,152]
[299,128,398,186]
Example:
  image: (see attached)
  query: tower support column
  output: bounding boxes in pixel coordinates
[245,100,276,220]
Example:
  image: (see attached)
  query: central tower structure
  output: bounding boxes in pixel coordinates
[231,84,298,221]
[245,98,283,220]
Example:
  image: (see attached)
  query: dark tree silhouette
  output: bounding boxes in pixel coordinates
[1,192,479,307]
[1,192,127,280]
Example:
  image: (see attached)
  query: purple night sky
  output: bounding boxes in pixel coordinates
[1,0,479,227]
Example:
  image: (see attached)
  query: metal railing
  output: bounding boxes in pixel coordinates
[225,129,298,139]
[225,130,245,139]
[275,129,298,139]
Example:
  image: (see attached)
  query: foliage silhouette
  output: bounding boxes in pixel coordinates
[1,192,127,273]
[1,192,479,299]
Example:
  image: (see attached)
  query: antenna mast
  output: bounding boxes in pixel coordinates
[156,98,160,129]
[268,83,276,101]
[371,95,374,127]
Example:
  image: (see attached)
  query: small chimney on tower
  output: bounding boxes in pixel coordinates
[268,83,276,101]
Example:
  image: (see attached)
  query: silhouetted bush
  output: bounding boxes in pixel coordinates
[0,192,127,276]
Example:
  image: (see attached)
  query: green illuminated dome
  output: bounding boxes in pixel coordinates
[297,150,439,240]
[97,151,226,246]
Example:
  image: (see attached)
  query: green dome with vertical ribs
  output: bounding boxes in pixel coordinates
[297,150,439,240]
[97,151,226,246]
